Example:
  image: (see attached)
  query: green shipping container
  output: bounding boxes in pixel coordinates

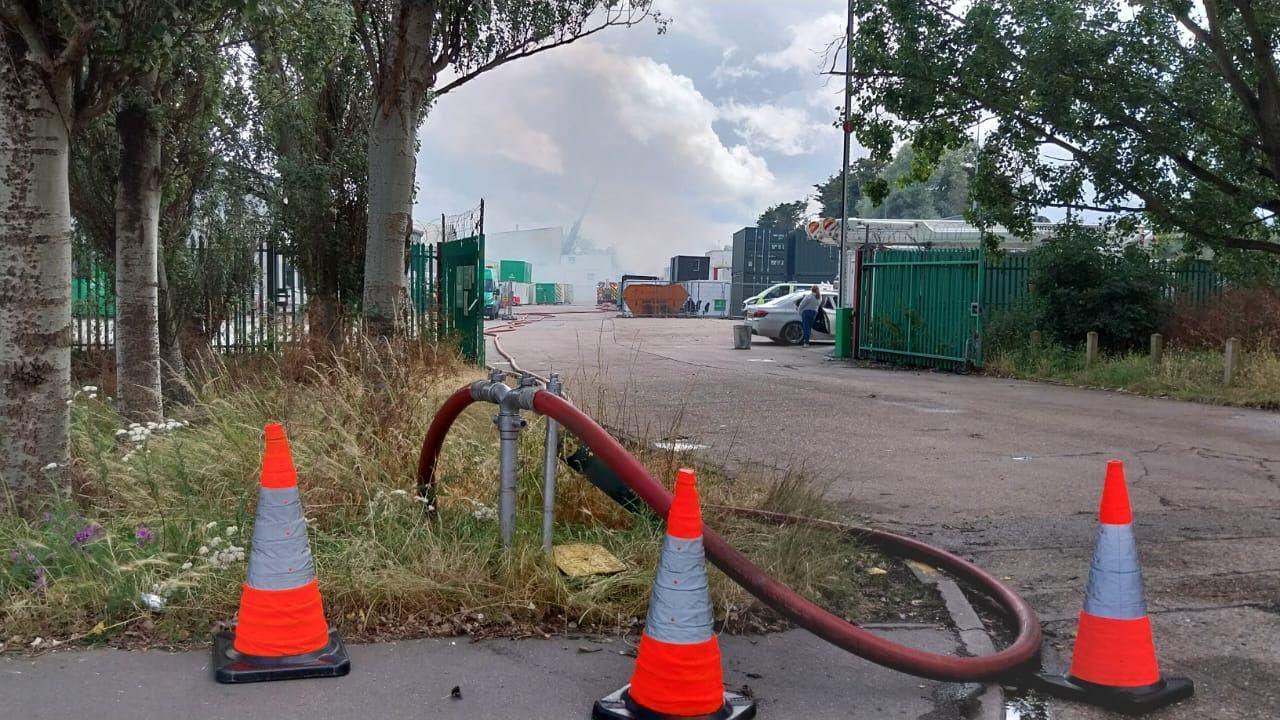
[498,260,533,283]
[535,282,557,305]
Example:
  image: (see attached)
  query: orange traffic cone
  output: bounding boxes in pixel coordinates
[213,423,350,683]
[593,469,756,720]
[1037,460,1192,713]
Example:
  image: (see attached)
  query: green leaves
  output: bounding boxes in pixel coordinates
[846,0,1280,256]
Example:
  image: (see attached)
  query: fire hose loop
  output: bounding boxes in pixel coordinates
[416,384,1042,683]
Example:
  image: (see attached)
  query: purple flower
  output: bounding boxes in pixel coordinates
[135,526,154,545]
[71,523,102,547]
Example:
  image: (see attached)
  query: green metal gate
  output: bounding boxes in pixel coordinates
[858,248,984,369]
[438,234,486,364]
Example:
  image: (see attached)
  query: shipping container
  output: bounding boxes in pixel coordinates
[508,282,535,305]
[534,282,557,305]
[681,280,731,317]
[497,259,533,283]
[787,228,840,277]
[669,255,710,282]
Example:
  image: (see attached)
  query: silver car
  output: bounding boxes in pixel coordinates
[743,290,838,345]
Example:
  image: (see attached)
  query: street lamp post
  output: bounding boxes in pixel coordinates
[838,0,854,309]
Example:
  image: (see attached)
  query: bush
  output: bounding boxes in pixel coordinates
[1029,226,1171,350]
[1167,286,1280,350]
[984,295,1042,354]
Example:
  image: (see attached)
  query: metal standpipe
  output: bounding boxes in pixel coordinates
[541,373,563,555]
[477,370,532,547]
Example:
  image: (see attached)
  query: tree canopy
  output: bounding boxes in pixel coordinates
[756,200,806,230]
[844,0,1280,255]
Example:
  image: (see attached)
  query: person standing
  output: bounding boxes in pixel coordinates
[796,285,821,347]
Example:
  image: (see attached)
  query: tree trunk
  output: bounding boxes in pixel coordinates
[114,93,164,423]
[307,291,346,352]
[363,105,417,340]
[363,5,432,342]
[157,245,195,405]
[0,65,73,512]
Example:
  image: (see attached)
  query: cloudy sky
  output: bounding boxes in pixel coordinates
[414,0,852,275]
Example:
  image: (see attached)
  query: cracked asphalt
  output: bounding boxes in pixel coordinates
[498,309,1280,720]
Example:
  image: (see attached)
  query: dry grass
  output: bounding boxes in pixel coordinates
[985,341,1280,409]
[1,340,918,650]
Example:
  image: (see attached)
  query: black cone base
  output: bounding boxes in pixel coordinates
[592,685,756,720]
[1036,672,1194,715]
[213,628,351,684]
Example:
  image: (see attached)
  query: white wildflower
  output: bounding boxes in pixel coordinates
[205,521,218,530]
[197,546,209,555]
[121,452,134,463]
[88,394,97,400]
[129,423,141,429]
[225,526,238,536]
[82,385,98,392]
[208,536,222,548]
[180,562,193,571]
[115,429,128,437]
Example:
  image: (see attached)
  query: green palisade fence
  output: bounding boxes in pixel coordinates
[858,248,984,370]
[73,242,437,353]
[858,249,1227,371]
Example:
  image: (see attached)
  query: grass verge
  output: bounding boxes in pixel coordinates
[985,343,1280,409]
[2,343,937,651]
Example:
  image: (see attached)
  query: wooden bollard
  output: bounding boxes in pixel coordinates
[1150,333,1164,364]
[1030,330,1042,349]
[1224,337,1240,385]
[1086,331,1099,367]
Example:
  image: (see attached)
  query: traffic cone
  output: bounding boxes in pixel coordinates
[1037,459,1192,714]
[213,423,351,683]
[593,469,756,720]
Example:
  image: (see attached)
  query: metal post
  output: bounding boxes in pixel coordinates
[541,372,562,555]
[837,0,854,309]
[491,370,524,547]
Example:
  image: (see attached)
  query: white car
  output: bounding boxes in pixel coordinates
[742,281,834,313]
[743,290,838,345]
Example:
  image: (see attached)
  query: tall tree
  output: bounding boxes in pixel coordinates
[353,0,661,340]
[116,5,249,421]
[756,200,806,230]
[856,144,973,220]
[1,3,154,510]
[843,0,1280,255]
[253,1,370,349]
[813,157,882,218]
[113,69,165,422]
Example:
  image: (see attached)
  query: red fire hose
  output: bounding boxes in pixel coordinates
[417,385,1042,682]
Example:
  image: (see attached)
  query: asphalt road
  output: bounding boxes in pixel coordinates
[496,308,1280,720]
[1,628,967,719]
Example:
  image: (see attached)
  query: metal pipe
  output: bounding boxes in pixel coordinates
[494,406,524,547]
[540,373,562,554]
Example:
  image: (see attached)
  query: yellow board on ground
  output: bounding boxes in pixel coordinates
[553,543,627,578]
